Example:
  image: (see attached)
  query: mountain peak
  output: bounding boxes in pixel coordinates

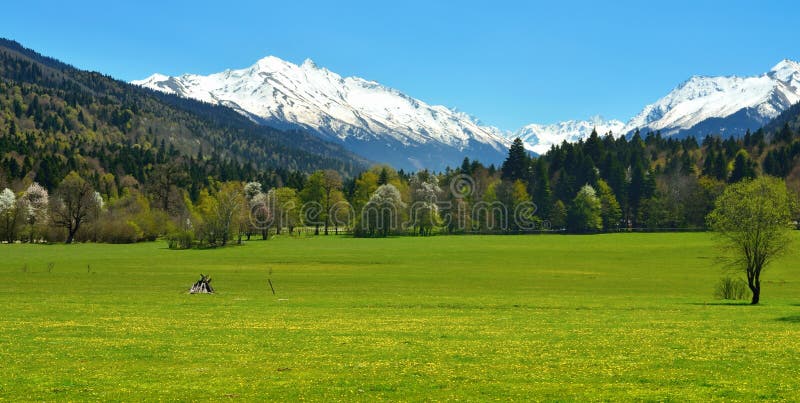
[619,59,800,138]
[769,59,800,82]
[771,58,800,71]
[131,73,169,85]
[253,55,293,71]
[301,58,318,69]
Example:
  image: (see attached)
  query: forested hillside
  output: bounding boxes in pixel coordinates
[0,39,368,195]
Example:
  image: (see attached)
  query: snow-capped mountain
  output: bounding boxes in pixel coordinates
[514,116,625,154]
[135,57,800,165]
[621,59,800,137]
[510,59,800,153]
[133,57,511,171]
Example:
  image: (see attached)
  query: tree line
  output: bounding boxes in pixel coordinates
[2,117,799,245]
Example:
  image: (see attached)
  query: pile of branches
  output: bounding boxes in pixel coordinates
[189,274,214,294]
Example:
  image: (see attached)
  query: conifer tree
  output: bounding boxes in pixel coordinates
[501,138,530,182]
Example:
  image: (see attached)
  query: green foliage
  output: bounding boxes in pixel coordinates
[707,176,796,304]
[567,184,602,233]
[728,150,757,183]
[300,171,326,234]
[167,229,194,249]
[271,187,302,235]
[549,199,567,230]
[501,137,530,182]
[493,180,531,231]
[194,182,245,247]
[531,157,552,218]
[89,189,170,243]
[596,179,621,231]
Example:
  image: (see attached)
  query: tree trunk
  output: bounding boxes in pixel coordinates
[751,288,760,305]
[65,229,76,244]
[65,221,80,244]
[748,269,761,305]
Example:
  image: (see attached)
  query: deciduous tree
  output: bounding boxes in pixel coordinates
[707,177,796,304]
[50,171,99,244]
[20,182,49,242]
[0,188,20,242]
[567,185,602,233]
[596,180,621,231]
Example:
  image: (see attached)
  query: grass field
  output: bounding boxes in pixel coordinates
[1,233,800,400]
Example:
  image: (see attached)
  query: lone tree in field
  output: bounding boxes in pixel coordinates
[707,177,796,304]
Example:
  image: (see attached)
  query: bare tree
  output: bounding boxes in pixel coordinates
[148,161,188,212]
[50,172,99,244]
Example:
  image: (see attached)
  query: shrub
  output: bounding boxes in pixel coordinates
[133,208,171,241]
[95,220,140,244]
[714,277,748,300]
[167,230,194,249]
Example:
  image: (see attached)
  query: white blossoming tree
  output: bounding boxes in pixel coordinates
[409,172,442,236]
[243,182,266,240]
[357,184,406,237]
[0,188,20,242]
[20,183,49,242]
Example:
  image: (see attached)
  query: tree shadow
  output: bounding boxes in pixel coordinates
[687,301,752,306]
[775,316,800,323]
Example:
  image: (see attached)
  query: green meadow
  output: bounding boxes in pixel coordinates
[1,233,799,400]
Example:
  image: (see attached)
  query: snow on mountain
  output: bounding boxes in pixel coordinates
[514,116,625,154]
[133,56,511,171]
[135,57,800,164]
[620,59,800,137]
[509,59,800,153]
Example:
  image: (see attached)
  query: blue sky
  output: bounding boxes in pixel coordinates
[3,0,799,130]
